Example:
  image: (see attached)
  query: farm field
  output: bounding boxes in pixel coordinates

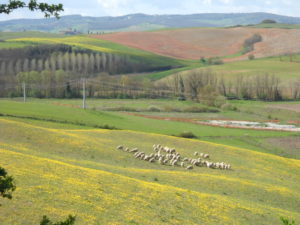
[0,106,299,224]
[5,35,187,68]
[93,27,300,61]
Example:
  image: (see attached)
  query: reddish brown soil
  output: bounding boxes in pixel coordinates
[91,28,300,61]
[266,137,300,151]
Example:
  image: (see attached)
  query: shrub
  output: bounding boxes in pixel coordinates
[243,34,262,54]
[104,106,138,112]
[175,132,197,139]
[214,96,227,108]
[147,105,161,112]
[0,166,16,200]
[261,19,277,24]
[163,106,182,112]
[248,54,255,60]
[183,106,219,113]
[207,57,224,65]
[220,103,238,111]
[200,57,206,64]
[40,215,76,225]
[280,217,295,225]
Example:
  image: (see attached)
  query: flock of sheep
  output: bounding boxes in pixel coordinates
[116,144,231,170]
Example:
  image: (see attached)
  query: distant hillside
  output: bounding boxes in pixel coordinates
[1,12,300,33]
[94,27,300,60]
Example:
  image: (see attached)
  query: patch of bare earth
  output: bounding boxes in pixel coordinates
[267,104,300,113]
[265,137,300,158]
[92,28,252,60]
[92,27,300,61]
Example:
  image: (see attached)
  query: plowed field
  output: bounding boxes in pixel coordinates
[92,28,300,61]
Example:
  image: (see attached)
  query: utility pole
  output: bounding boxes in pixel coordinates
[82,78,86,109]
[22,82,26,103]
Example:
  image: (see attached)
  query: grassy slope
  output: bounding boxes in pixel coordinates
[157,54,300,83]
[0,100,299,160]
[0,118,299,224]
[213,56,300,81]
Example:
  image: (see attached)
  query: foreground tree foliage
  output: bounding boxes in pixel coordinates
[0,166,16,200]
[0,0,63,18]
[280,217,296,225]
[40,215,76,225]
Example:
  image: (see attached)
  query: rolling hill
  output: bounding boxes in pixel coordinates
[94,27,300,60]
[0,104,299,224]
[1,12,300,33]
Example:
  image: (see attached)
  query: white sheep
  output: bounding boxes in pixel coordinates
[117,145,124,150]
[171,160,178,166]
[204,154,209,159]
[149,158,155,163]
[130,148,138,153]
[194,152,199,156]
[186,165,193,170]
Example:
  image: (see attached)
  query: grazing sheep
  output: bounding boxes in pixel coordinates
[163,159,169,164]
[130,148,138,153]
[180,162,185,167]
[183,157,188,162]
[206,162,213,168]
[200,153,204,157]
[204,154,210,159]
[149,158,155,163]
[194,152,199,156]
[186,165,193,170]
[117,145,124,150]
[171,160,178,166]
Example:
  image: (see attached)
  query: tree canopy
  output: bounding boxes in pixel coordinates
[0,0,63,18]
[0,166,16,200]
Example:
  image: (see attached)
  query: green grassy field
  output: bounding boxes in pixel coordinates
[249,23,300,29]
[22,98,300,122]
[0,99,299,160]
[156,54,300,84]
[0,115,299,224]
[213,56,300,80]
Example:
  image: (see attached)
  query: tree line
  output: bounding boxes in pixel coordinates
[161,70,300,104]
[2,69,300,101]
[0,44,147,76]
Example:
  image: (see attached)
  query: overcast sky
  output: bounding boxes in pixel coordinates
[0,0,298,21]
